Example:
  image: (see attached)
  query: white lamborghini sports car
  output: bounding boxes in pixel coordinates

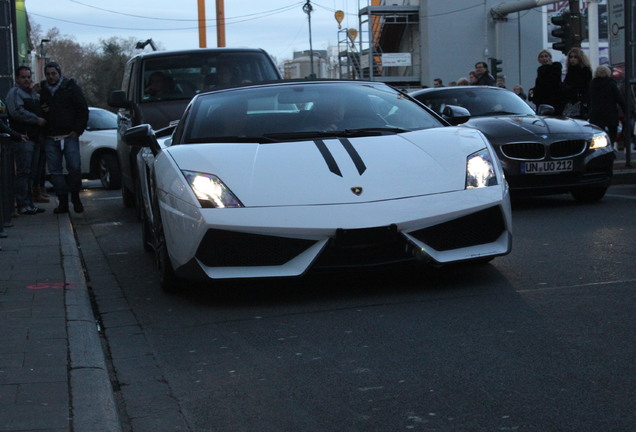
[125,80,512,292]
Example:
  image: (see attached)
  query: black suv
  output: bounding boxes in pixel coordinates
[108,48,282,208]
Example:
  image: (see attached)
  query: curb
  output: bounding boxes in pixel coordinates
[59,215,123,432]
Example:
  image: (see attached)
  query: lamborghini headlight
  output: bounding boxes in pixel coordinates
[590,132,610,150]
[182,170,244,208]
[466,148,498,189]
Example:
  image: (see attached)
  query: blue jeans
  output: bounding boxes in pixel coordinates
[45,136,81,196]
[13,140,35,208]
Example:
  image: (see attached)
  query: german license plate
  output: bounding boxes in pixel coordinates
[522,160,573,174]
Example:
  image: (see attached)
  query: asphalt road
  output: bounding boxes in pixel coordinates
[72,182,636,432]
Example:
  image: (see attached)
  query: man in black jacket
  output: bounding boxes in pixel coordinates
[39,61,89,213]
[474,61,496,86]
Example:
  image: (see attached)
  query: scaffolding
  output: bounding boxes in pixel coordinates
[338,2,420,86]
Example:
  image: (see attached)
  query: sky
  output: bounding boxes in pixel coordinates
[24,0,363,62]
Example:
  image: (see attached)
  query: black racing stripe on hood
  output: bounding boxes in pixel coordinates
[339,138,367,175]
[314,139,342,177]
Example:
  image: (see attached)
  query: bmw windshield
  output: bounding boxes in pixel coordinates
[414,87,536,117]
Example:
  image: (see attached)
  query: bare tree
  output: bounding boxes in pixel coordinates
[28,23,140,108]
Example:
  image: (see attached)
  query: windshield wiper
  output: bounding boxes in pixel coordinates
[262,128,409,141]
[187,136,277,144]
[261,131,342,141]
[484,111,518,116]
[342,127,410,136]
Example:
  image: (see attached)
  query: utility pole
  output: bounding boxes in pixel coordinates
[303,0,315,78]
[198,0,206,47]
[216,0,226,47]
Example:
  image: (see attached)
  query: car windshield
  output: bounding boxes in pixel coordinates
[184,82,444,143]
[413,87,536,117]
[87,109,117,130]
[140,51,280,103]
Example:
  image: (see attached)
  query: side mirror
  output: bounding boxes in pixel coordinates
[108,90,132,109]
[442,105,471,125]
[536,104,555,116]
[124,124,161,156]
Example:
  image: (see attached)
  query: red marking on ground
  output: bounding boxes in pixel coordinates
[27,282,72,290]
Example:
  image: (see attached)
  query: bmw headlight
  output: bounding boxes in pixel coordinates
[182,171,243,208]
[466,148,498,189]
[590,132,610,150]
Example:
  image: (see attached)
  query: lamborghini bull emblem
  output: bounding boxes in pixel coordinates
[351,186,363,196]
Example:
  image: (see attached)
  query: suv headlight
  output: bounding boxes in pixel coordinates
[590,132,610,150]
[182,170,244,208]
[466,148,498,189]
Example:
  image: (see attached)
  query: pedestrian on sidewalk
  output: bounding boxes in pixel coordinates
[29,81,50,204]
[1,101,29,235]
[529,49,563,115]
[39,61,89,214]
[588,65,625,146]
[6,66,48,215]
[474,61,496,86]
[562,47,592,120]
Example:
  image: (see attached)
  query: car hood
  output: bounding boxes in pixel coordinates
[163,128,491,207]
[465,115,599,141]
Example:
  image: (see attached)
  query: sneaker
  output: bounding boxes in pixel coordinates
[34,206,46,213]
[17,206,38,215]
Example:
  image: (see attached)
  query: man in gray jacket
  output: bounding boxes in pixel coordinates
[6,66,46,215]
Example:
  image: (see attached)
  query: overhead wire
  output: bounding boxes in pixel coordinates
[22,1,307,32]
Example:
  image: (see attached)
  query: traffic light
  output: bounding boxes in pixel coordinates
[489,58,503,76]
[551,12,571,54]
[551,11,582,54]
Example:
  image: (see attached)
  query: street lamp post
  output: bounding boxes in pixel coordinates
[38,39,50,82]
[303,0,315,78]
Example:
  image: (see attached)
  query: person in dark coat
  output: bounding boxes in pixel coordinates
[530,49,563,115]
[474,61,496,86]
[562,47,592,119]
[39,61,89,214]
[588,65,625,145]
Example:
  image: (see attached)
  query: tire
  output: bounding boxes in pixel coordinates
[571,186,608,203]
[98,153,122,190]
[155,217,181,294]
[121,184,135,208]
[141,206,154,253]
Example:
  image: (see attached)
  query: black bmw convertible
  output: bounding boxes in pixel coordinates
[411,86,615,202]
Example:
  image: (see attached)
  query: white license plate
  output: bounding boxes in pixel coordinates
[522,160,573,174]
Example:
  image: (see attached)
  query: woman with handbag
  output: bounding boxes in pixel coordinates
[562,47,592,119]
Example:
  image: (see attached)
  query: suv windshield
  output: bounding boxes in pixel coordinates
[140,51,280,103]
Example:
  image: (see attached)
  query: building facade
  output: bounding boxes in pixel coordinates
[341,0,610,94]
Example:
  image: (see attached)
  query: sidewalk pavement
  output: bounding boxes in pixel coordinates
[0,198,122,432]
[0,154,634,432]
